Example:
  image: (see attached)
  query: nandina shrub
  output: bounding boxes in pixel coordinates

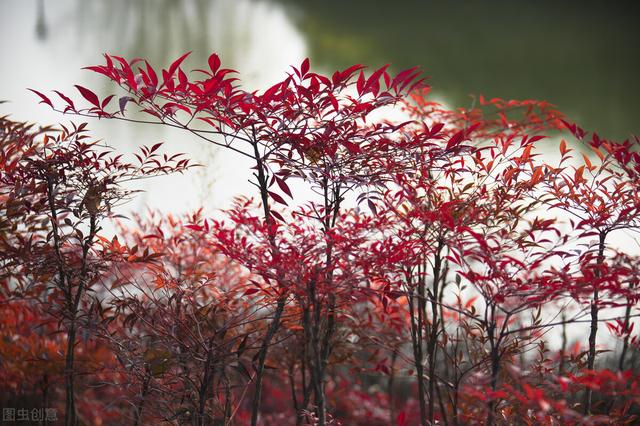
[1,52,637,425]
[0,116,194,424]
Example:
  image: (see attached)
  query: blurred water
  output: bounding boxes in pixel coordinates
[0,0,638,216]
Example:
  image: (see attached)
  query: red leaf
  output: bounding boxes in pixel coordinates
[356,71,366,95]
[343,140,361,154]
[145,61,158,87]
[464,296,478,309]
[101,94,115,110]
[364,64,389,95]
[275,176,292,198]
[528,135,546,144]
[392,66,419,89]
[520,144,533,162]
[262,82,282,102]
[75,85,100,107]
[430,122,445,137]
[28,89,53,108]
[446,129,466,150]
[582,153,594,170]
[167,52,192,79]
[328,93,339,112]
[208,53,221,74]
[163,102,191,115]
[367,199,378,215]
[270,210,286,223]
[268,191,288,206]
[83,65,112,78]
[559,139,568,156]
[162,69,174,91]
[53,90,76,110]
[243,288,261,296]
[341,64,365,80]
[300,58,310,77]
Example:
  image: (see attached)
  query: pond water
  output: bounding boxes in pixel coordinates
[1,0,638,214]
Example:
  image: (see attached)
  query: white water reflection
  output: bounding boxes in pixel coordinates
[0,0,306,215]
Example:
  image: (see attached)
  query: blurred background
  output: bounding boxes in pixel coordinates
[0,0,639,214]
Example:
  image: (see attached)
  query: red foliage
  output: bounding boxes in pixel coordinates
[1,52,638,425]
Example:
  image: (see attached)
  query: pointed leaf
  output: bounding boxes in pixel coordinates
[28,89,53,108]
[208,53,221,74]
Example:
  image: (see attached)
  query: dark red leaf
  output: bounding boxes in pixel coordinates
[356,71,366,95]
[446,129,467,151]
[208,53,221,74]
[300,58,310,77]
[53,90,76,110]
[275,176,292,198]
[167,51,192,79]
[367,199,378,215]
[101,94,115,110]
[268,191,288,206]
[75,85,100,107]
[243,288,261,296]
[364,64,389,95]
[28,89,53,108]
[270,210,286,222]
[145,61,158,87]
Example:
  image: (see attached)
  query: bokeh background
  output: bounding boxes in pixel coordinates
[1,0,639,213]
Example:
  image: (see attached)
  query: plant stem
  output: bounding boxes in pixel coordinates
[583,231,606,415]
